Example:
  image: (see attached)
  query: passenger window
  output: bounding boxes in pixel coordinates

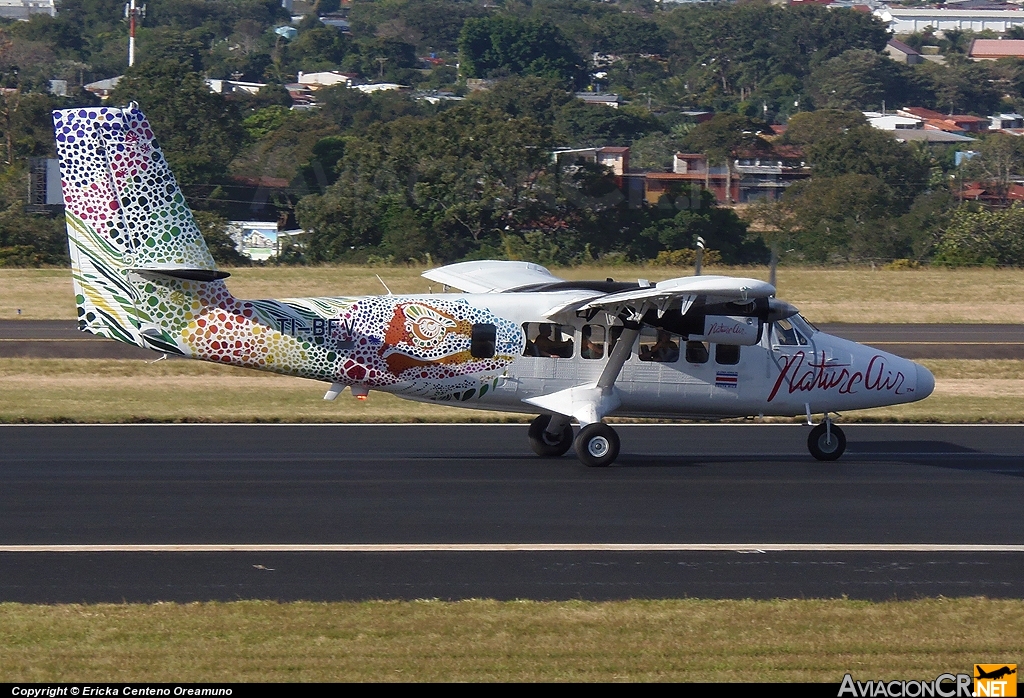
[685,340,709,364]
[716,344,740,365]
[581,325,605,360]
[522,323,574,358]
[471,323,496,358]
[639,327,680,363]
[773,319,807,346]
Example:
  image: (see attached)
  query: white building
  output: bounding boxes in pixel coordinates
[296,71,356,89]
[228,222,308,261]
[206,79,266,96]
[863,112,923,131]
[0,0,56,20]
[874,7,1024,34]
[354,83,407,94]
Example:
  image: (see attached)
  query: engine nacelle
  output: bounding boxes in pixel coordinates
[687,315,760,346]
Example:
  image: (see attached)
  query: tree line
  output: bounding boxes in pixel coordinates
[4,1,1024,267]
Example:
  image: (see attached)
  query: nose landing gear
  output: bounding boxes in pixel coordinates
[808,416,846,461]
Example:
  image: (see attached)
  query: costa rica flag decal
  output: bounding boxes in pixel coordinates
[716,371,738,388]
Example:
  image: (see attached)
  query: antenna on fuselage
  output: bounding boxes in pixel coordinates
[376,274,393,295]
[694,236,705,276]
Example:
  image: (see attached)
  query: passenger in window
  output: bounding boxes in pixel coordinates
[534,324,574,358]
[640,330,679,363]
[580,325,604,360]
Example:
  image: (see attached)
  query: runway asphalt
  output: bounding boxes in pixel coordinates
[2,320,1022,359]
[0,423,1021,602]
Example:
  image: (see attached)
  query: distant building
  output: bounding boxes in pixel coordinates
[575,92,622,108]
[84,76,121,101]
[206,78,266,96]
[0,0,55,20]
[884,39,924,65]
[991,112,1024,130]
[876,7,1024,34]
[318,14,350,31]
[897,107,989,134]
[353,83,407,93]
[228,221,306,261]
[864,111,923,131]
[664,148,810,204]
[893,129,976,143]
[553,146,631,176]
[969,38,1024,60]
[296,71,358,89]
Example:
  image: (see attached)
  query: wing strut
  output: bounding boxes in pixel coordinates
[523,303,648,425]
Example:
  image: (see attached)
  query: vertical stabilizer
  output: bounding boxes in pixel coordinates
[53,104,221,346]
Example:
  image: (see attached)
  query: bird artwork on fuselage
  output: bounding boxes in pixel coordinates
[53,103,935,466]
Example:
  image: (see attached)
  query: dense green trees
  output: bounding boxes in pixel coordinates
[12,1,1024,268]
[109,47,245,187]
[458,15,584,85]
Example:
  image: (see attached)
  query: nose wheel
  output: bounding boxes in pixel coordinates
[808,420,846,461]
[574,423,620,467]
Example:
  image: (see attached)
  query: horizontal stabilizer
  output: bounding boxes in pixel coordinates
[422,260,563,293]
[130,268,231,282]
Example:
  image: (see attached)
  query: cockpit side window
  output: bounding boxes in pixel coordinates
[773,319,807,346]
[715,343,740,365]
[522,323,574,358]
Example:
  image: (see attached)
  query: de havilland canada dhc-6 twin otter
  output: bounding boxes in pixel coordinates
[53,104,935,466]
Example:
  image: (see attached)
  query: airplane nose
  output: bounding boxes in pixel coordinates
[915,363,935,399]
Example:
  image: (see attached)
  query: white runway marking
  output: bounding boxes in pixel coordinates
[1,544,1022,553]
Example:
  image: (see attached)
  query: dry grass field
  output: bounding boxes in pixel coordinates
[0,358,1021,423]
[4,265,1024,323]
[2,598,1022,682]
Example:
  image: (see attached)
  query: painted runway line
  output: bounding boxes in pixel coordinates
[2,543,1023,553]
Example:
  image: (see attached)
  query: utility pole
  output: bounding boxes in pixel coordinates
[125,1,146,68]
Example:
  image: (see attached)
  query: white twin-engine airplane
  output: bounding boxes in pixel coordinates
[54,105,934,466]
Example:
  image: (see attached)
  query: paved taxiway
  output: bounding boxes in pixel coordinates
[3,320,1024,358]
[1,424,1021,602]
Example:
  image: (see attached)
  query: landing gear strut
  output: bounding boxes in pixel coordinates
[807,417,846,461]
[574,423,620,467]
[528,414,573,457]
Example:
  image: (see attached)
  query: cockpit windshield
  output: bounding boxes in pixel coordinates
[773,318,809,346]
[791,314,817,337]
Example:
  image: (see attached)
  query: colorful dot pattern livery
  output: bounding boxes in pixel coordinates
[54,106,521,402]
[53,106,216,270]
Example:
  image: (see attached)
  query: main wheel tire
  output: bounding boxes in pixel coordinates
[528,414,574,457]
[574,423,620,467]
[808,422,846,461]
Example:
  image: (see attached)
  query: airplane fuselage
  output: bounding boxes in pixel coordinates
[146,285,930,421]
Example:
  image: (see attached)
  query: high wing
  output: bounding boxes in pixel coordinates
[422,260,564,293]
[548,274,777,320]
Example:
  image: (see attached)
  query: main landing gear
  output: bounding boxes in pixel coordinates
[574,423,620,467]
[807,416,846,461]
[528,414,574,457]
[528,415,621,467]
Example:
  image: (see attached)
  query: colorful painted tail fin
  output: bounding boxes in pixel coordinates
[53,104,228,349]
